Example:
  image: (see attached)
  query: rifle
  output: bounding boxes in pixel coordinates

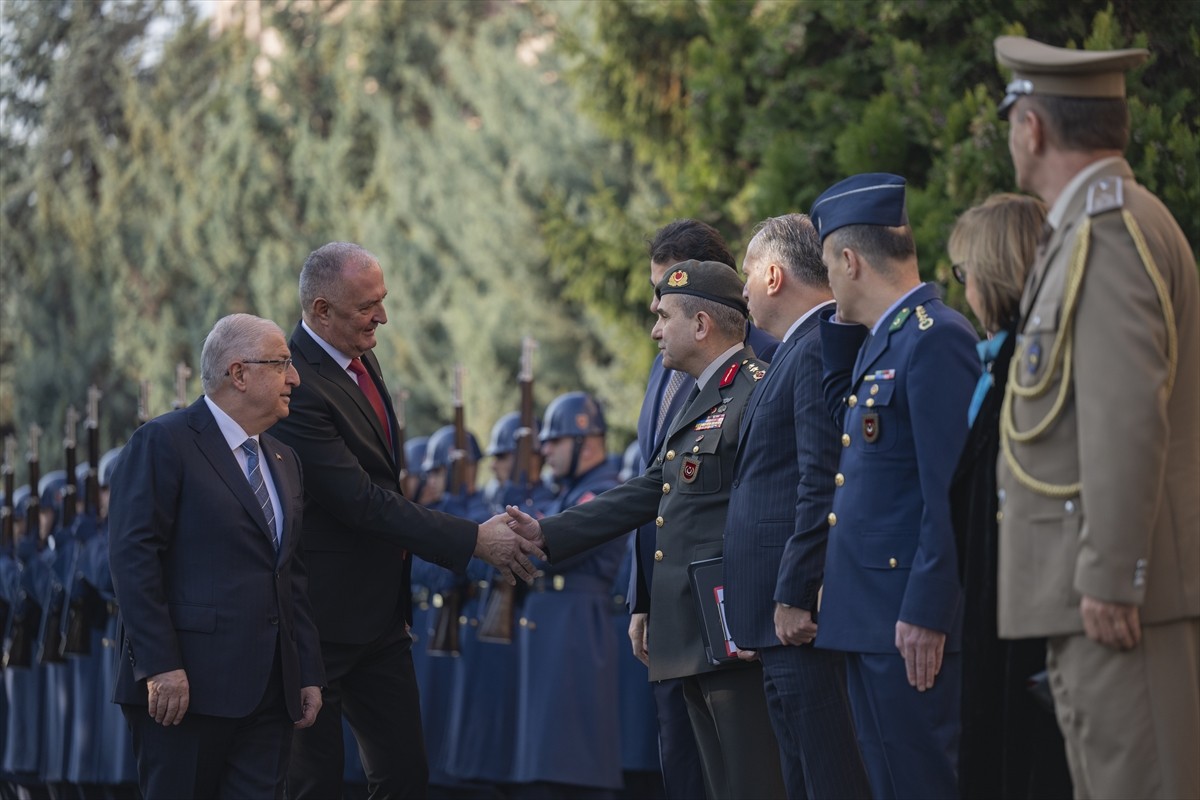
[428,367,467,657]
[449,365,468,496]
[477,338,538,645]
[392,388,409,489]
[0,436,15,644]
[4,424,44,668]
[83,386,101,517]
[59,406,94,658]
[38,411,80,663]
[172,362,192,410]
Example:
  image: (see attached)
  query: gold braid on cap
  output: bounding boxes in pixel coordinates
[1001,211,1179,498]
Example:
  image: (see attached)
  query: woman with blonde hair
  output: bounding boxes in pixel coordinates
[947,193,1072,799]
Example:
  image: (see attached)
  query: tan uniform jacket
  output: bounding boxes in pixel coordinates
[997,158,1200,638]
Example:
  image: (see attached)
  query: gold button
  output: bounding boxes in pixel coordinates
[458,615,468,625]
[692,445,700,453]
[888,557,898,569]
[835,473,844,487]
[827,512,837,526]
[469,618,479,627]
[996,511,1004,523]
[663,483,671,494]
[848,395,858,407]
[666,450,675,461]
[870,383,880,396]
[654,550,664,562]
[656,516,664,527]
[519,617,529,627]
[527,621,537,630]
[865,398,875,408]
[841,433,851,447]
[553,574,566,591]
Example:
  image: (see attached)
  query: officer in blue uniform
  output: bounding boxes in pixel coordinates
[811,173,980,800]
[33,471,73,798]
[417,425,494,795]
[70,448,138,796]
[4,484,45,793]
[511,392,626,799]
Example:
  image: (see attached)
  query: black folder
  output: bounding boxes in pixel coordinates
[687,556,741,666]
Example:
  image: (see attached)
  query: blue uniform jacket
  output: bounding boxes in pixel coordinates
[816,285,979,653]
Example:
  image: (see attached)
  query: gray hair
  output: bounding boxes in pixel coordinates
[200,313,285,394]
[750,214,828,289]
[676,294,747,340]
[299,242,379,314]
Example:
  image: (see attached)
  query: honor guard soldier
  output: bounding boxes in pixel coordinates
[811,173,980,800]
[508,391,626,799]
[507,263,787,800]
[994,36,1200,800]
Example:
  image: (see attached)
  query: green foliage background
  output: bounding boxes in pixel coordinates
[1,0,1196,473]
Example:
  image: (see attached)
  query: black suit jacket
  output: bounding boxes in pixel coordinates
[109,398,324,720]
[268,323,477,644]
[725,312,839,648]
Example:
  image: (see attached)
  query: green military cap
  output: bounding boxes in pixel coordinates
[655,259,748,317]
[994,35,1148,116]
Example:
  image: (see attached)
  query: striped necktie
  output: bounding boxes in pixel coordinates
[241,439,279,551]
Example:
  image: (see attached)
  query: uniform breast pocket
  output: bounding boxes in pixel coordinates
[859,530,915,571]
[675,434,722,495]
[1015,310,1060,386]
[853,380,898,453]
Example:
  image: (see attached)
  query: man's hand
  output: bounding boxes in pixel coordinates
[735,648,759,662]
[295,686,323,729]
[775,603,818,646]
[476,514,545,585]
[894,621,945,692]
[628,612,649,667]
[504,505,546,549]
[1080,594,1141,651]
[146,668,190,726]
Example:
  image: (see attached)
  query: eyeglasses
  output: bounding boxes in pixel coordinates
[951,264,968,285]
[226,358,294,375]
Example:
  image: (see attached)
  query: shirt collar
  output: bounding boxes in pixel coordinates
[203,395,255,452]
[783,299,836,342]
[302,319,354,371]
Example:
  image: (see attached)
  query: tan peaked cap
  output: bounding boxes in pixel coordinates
[994,35,1148,114]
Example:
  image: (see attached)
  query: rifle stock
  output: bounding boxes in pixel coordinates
[478,338,538,645]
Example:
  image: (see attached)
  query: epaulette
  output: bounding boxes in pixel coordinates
[740,358,767,382]
[1086,176,1124,217]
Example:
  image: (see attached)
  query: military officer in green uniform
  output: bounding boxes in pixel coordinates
[506,260,786,800]
[995,36,1200,800]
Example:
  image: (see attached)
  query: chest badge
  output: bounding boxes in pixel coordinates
[862,411,880,444]
[680,455,701,483]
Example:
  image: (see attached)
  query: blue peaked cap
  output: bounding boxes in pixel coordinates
[810,173,909,242]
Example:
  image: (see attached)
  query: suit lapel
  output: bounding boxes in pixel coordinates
[292,323,396,465]
[739,333,800,447]
[188,400,275,545]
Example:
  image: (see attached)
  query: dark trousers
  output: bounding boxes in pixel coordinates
[845,652,960,800]
[758,645,871,800]
[650,678,705,800]
[288,616,427,800]
[124,647,292,799]
[681,665,786,800]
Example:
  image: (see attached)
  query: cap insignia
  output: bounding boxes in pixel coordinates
[668,270,689,288]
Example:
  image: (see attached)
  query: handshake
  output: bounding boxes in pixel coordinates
[472,505,548,584]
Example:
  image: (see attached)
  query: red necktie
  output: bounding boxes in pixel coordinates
[347,357,393,449]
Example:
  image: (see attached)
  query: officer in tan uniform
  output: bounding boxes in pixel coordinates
[994,36,1200,800]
